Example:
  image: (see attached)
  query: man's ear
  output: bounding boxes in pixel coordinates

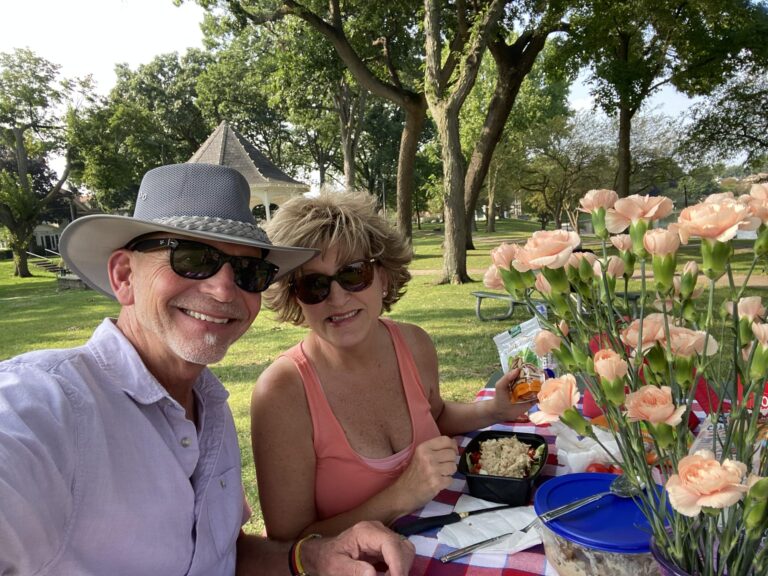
[108,249,135,305]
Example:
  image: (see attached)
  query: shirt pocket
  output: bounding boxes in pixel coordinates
[207,466,244,559]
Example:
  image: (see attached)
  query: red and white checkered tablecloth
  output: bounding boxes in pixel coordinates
[402,387,707,576]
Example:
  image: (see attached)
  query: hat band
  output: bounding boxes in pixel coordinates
[154,215,270,243]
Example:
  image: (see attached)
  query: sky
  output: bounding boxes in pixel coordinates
[2,0,693,114]
[2,0,206,95]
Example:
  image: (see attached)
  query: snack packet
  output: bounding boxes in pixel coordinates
[493,316,549,373]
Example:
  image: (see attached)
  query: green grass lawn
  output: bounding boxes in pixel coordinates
[1,219,766,534]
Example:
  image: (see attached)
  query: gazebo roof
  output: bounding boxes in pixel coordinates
[188,121,308,217]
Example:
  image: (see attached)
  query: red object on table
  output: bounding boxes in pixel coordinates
[737,375,768,415]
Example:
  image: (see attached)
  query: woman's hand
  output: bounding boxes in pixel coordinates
[392,436,458,512]
[491,367,537,422]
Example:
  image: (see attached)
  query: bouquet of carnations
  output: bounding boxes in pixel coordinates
[483,185,768,575]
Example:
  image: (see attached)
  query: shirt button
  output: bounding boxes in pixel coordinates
[180,437,192,448]
[220,478,227,489]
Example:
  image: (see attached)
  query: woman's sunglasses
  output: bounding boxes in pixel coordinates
[291,258,377,304]
[127,237,279,293]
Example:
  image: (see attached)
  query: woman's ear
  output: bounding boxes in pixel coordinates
[108,249,135,305]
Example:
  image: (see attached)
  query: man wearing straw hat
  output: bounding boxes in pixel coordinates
[0,163,414,575]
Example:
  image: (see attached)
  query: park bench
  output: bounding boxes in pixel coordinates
[472,290,642,321]
[471,291,545,321]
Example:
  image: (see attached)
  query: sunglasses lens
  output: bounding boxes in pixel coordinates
[337,262,374,292]
[232,258,278,293]
[171,244,221,279]
[294,260,375,304]
[295,274,331,304]
[169,242,277,293]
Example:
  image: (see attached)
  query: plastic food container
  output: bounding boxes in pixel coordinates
[533,473,661,576]
[457,430,548,506]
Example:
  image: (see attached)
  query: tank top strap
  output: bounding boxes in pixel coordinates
[379,318,431,405]
[281,342,345,453]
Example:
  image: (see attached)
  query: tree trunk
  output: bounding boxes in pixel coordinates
[396,98,427,242]
[616,105,633,198]
[11,239,32,277]
[463,30,553,250]
[487,161,498,233]
[433,106,469,284]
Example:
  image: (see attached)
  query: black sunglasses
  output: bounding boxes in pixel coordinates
[127,237,279,293]
[291,258,377,304]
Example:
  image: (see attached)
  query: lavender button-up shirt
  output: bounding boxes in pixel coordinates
[0,319,248,575]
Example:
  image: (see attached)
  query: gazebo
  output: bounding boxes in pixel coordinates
[188,121,309,220]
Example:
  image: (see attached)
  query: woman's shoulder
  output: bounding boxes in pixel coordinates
[384,320,435,354]
[253,353,305,404]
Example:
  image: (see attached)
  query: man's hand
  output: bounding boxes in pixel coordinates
[302,521,415,576]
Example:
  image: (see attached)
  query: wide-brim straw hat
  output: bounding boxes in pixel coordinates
[59,163,318,298]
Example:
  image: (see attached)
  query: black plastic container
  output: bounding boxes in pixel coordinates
[457,430,548,506]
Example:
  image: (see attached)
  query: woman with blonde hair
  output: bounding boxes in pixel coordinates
[252,191,533,540]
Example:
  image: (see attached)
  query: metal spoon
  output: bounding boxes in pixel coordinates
[439,474,641,563]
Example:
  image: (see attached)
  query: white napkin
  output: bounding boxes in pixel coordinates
[436,495,541,554]
[550,421,622,473]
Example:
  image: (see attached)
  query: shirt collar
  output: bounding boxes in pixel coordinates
[88,319,230,407]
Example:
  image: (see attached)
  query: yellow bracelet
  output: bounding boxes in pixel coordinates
[290,533,321,576]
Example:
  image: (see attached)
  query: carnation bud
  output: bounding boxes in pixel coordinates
[682,299,698,324]
[747,477,768,501]
[650,422,675,450]
[755,224,768,258]
[674,355,695,388]
[700,239,732,280]
[646,344,668,375]
[745,501,767,537]
[679,261,699,299]
[629,219,650,259]
[591,207,609,239]
[560,407,594,437]
[739,317,755,346]
[749,343,768,382]
[542,266,570,294]
[602,377,626,406]
[620,250,636,280]
[652,254,676,294]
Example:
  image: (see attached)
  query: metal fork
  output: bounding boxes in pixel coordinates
[439,490,619,563]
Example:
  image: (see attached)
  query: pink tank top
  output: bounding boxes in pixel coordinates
[282,319,441,520]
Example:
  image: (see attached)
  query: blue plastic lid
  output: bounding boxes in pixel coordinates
[534,473,652,554]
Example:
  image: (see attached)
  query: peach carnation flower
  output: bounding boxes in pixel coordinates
[748,183,768,223]
[610,234,633,252]
[677,198,759,244]
[620,313,666,351]
[605,195,674,234]
[566,250,597,271]
[529,374,580,424]
[625,385,686,425]
[593,349,628,381]
[490,242,520,270]
[753,322,768,347]
[534,273,552,295]
[515,230,581,270]
[643,228,681,256]
[593,255,625,278]
[483,265,503,290]
[736,296,766,323]
[534,330,562,356]
[579,188,618,212]
[666,450,748,517]
[664,325,719,357]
